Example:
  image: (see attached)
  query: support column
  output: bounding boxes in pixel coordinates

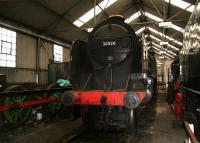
[36,38,41,84]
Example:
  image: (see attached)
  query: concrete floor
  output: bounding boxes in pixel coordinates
[151,89,186,143]
[1,118,83,143]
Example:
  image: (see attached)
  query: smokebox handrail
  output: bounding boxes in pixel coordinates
[182,86,200,95]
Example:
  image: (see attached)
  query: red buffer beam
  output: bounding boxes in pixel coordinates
[62,91,146,109]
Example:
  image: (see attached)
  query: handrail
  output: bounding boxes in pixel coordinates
[182,86,200,95]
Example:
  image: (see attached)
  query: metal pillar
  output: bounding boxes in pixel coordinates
[36,38,41,84]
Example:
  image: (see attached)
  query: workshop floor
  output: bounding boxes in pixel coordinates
[1,118,83,143]
[151,88,186,143]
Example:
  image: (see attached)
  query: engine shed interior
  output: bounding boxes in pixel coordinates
[0,0,199,143]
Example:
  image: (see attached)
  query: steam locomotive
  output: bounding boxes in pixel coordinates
[62,16,156,131]
[180,1,200,139]
[167,58,180,105]
[0,63,71,127]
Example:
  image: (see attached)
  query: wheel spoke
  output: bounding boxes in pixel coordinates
[3,86,31,125]
[48,92,62,113]
[21,96,26,101]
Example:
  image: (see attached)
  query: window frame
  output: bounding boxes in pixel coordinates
[53,44,63,63]
[0,27,16,68]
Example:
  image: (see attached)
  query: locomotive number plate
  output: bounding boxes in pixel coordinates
[102,41,117,47]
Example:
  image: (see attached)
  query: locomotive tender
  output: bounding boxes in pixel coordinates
[63,16,156,130]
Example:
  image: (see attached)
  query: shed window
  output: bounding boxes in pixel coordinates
[0,27,16,67]
[53,44,63,63]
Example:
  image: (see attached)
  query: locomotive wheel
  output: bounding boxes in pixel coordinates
[48,92,62,113]
[47,83,62,114]
[127,109,136,134]
[3,85,31,126]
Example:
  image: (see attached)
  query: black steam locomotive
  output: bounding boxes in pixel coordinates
[63,16,156,131]
[146,50,157,101]
[167,58,180,105]
[180,1,200,139]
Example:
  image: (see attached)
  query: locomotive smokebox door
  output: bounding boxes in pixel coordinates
[88,39,131,68]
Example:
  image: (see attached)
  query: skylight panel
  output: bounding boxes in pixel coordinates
[165,49,176,56]
[99,0,117,8]
[150,34,179,51]
[164,56,171,60]
[152,42,161,48]
[155,50,162,55]
[152,47,172,59]
[160,51,167,54]
[165,52,174,58]
[73,0,118,27]
[150,35,161,42]
[144,12,184,33]
[73,20,84,28]
[167,43,180,51]
[155,51,161,55]
[125,11,183,34]
[144,12,162,22]
[166,35,183,46]
[152,46,160,51]
[135,27,145,35]
[165,0,195,12]
[149,27,160,35]
[148,27,182,46]
[125,11,141,23]
[152,42,176,56]
[171,24,184,32]
[154,50,171,59]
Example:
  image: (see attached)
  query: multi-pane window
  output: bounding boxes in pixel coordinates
[0,27,16,67]
[53,44,63,63]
